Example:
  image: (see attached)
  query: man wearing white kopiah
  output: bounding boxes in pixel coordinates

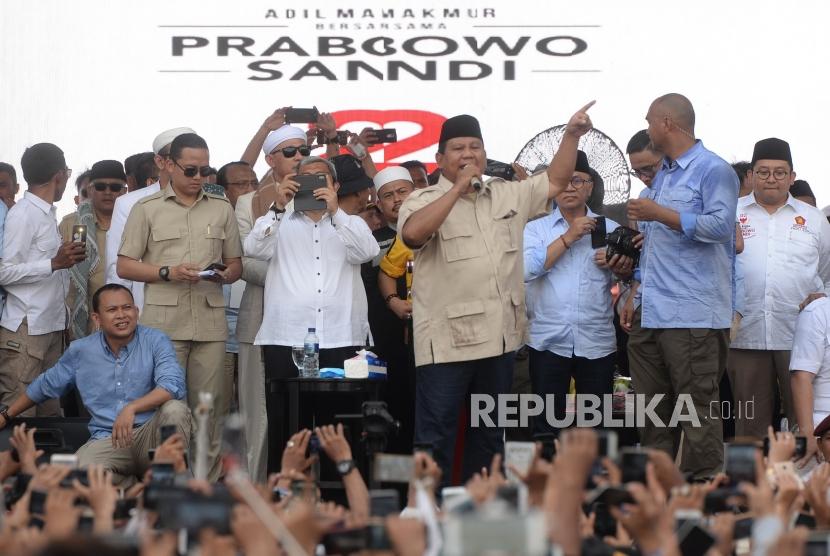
[106,127,196,312]
[730,138,830,440]
[397,103,594,484]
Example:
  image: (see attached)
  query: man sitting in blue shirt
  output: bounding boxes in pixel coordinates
[624,93,739,480]
[0,283,190,483]
[524,149,633,435]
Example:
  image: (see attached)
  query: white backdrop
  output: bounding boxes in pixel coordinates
[1,0,828,219]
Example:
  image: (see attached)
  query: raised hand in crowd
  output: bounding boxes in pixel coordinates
[10,423,43,476]
[152,432,188,473]
[280,428,315,475]
[44,488,82,541]
[73,464,118,534]
[316,423,369,520]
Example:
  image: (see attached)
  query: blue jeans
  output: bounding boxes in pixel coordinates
[415,352,515,486]
[528,348,615,436]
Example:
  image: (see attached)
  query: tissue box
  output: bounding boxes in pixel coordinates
[344,351,387,379]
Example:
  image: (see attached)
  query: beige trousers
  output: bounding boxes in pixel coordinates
[173,340,231,482]
[75,399,191,484]
[0,320,62,417]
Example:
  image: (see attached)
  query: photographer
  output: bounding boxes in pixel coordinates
[0,284,190,484]
[524,150,633,435]
[398,103,595,484]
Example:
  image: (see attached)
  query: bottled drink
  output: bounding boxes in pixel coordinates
[303,328,320,378]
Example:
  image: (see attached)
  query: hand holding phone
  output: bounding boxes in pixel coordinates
[72,225,87,245]
[591,216,607,248]
[366,128,397,145]
[198,262,227,280]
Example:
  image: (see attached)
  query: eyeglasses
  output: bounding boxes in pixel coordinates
[754,168,790,181]
[92,182,125,193]
[273,146,311,158]
[226,180,258,188]
[174,161,214,178]
[632,164,659,178]
[568,176,594,188]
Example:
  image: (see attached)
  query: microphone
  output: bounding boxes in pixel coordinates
[463,164,483,191]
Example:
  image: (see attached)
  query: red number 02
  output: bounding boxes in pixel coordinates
[330,109,446,172]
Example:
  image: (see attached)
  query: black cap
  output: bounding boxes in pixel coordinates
[89,160,127,182]
[751,138,792,167]
[790,179,815,199]
[332,155,373,196]
[575,150,593,175]
[439,115,483,145]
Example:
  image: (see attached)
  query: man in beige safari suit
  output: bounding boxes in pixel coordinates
[398,104,596,484]
[117,133,242,481]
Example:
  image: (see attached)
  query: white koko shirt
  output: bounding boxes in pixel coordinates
[790,297,830,428]
[244,207,379,348]
[733,193,830,351]
[0,192,68,335]
[106,181,161,313]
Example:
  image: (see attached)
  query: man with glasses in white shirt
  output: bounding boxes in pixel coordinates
[0,143,86,416]
[730,138,830,440]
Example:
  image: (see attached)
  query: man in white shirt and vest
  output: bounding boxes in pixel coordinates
[106,127,196,312]
[730,138,830,439]
[0,143,86,416]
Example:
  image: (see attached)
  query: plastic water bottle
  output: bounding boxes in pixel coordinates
[303,328,319,378]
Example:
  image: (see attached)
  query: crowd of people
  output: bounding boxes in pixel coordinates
[0,92,828,554]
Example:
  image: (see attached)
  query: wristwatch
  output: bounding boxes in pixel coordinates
[0,404,10,424]
[270,203,286,214]
[336,459,356,476]
[159,266,171,282]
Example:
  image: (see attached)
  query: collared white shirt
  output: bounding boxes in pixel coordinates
[0,192,68,335]
[733,193,830,350]
[244,207,379,348]
[523,207,619,359]
[790,297,830,428]
[106,181,161,312]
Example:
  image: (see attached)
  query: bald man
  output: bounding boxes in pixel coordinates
[622,93,739,479]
